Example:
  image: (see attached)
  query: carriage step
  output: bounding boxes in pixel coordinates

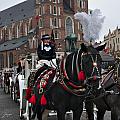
[48,111,72,116]
[48,111,57,116]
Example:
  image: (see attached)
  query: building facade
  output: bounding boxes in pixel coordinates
[0,0,88,70]
[104,26,120,58]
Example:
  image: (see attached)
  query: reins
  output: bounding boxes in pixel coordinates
[85,69,120,103]
[59,79,87,97]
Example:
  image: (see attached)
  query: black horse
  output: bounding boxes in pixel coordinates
[27,43,105,120]
[86,66,120,120]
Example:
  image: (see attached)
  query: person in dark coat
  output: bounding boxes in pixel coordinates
[29,34,57,119]
[37,34,56,61]
[17,62,22,73]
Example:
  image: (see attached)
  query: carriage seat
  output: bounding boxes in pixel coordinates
[26,64,56,106]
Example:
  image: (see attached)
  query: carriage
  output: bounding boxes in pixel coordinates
[0,41,119,120]
[18,44,116,120]
[1,43,119,120]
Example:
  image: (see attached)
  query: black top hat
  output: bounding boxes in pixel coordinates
[41,34,50,40]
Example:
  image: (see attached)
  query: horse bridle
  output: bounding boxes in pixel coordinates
[76,49,101,81]
[62,49,101,82]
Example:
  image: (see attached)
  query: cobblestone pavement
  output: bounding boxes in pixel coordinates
[0,87,111,120]
[0,88,20,120]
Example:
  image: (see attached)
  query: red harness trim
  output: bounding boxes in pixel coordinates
[60,80,86,96]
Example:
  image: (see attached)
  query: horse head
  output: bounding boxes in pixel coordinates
[79,43,106,89]
[60,43,106,96]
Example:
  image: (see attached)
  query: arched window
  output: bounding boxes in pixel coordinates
[66,17,73,36]
[54,18,57,26]
[0,54,4,70]
[20,22,24,36]
[55,30,58,39]
[29,19,32,30]
[53,0,56,3]
[110,44,112,49]
[80,0,82,8]
[53,6,57,15]
[64,0,71,8]
[53,18,58,27]
[39,18,43,27]
[40,6,42,15]
[117,45,119,51]
[12,24,16,38]
[9,52,13,68]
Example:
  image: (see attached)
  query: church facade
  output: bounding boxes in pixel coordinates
[0,0,88,70]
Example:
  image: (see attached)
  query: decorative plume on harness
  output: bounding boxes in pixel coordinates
[74,9,105,42]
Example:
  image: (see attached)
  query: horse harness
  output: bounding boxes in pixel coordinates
[101,69,120,95]
[59,50,101,97]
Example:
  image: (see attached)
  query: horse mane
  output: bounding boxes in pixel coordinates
[61,45,101,86]
[61,49,83,85]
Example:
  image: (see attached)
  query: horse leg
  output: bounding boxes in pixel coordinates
[36,105,42,120]
[111,107,120,120]
[57,109,66,120]
[85,100,94,120]
[42,109,51,120]
[73,106,83,120]
[97,108,106,120]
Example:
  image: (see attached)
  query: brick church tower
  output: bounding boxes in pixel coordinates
[35,0,88,51]
[0,0,88,69]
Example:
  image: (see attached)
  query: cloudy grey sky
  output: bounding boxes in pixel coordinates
[0,0,120,41]
[0,0,26,11]
[89,0,120,41]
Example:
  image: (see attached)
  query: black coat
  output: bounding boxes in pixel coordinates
[37,43,56,60]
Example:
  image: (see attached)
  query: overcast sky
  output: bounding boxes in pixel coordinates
[89,0,120,41]
[0,0,120,41]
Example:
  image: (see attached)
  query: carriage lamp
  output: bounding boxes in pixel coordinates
[93,62,97,67]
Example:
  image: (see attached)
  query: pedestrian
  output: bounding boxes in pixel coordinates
[17,62,22,74]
